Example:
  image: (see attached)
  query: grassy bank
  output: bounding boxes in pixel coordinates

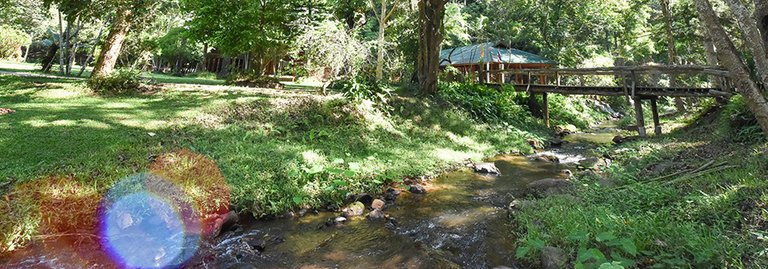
[513,98,768,268]
[0,75,551,252]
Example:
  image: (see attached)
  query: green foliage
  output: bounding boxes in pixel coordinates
[438,82,535,126]
[156,27,203,71]
[513,107,768,268]
[719,95,764,142]
[443,2,473,48]
[182,0,302,70]
[330,77,392,105]
[0,26,29,60]
[547,95,608,129]
[87,68,147,95]
[294,19,368,79]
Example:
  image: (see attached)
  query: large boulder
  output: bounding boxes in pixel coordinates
[541,246,568,269]
[353,193,374,208]
[408,184,427,194]
[367,209,385,220]
[534,154,560,163]
[371,199,386,210]
[384,188,400,203]
[473,162,501,175]
[342,201,365,217]
[527,139,544,150]
[527,178,574,196]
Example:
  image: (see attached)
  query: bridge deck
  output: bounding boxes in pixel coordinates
[471,65,735,137]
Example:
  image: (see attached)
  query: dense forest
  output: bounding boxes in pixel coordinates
[1,0,768,268]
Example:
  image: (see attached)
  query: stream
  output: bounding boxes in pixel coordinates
[3,124,623,269]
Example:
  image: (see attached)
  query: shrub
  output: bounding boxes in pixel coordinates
[719,95,763,142]
[0,26,29,60]
[438,82,533,125]
[330,76,392,105]
[88,68,148,95]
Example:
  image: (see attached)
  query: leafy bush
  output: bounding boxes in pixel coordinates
[88,69,148,95]
[0,26,29,60]
[330,76,392,105]
[719,95,764,142]
[547,94,609,129]
[438,82,534,125]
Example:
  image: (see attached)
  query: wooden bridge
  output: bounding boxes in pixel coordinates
[476,65,734,137]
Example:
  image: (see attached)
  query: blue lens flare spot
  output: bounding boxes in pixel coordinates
[100,173,200,268]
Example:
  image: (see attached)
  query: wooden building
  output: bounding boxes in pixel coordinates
[440,42,557,83]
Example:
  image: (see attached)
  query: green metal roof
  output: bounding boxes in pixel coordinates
[440,42,557,66]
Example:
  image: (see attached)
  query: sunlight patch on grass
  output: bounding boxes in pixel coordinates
[301,150,327,166]
[33,88,83,99]
[22,119,112,129]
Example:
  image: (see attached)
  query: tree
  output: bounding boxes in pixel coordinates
[91,5,134,77]
[417,0,446,94]
[370,0,404,81]
[182,0,303,76]
[660,0,687,113]
[692,0,768,135]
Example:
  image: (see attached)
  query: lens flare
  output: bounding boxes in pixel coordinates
[100,173,201,268]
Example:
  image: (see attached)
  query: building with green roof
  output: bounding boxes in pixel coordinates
[440,42,557,83]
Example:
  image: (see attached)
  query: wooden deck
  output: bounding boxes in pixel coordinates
[473,65,734,137]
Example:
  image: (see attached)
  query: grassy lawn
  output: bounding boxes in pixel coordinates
[513,102,768,268]
[0,74,548,252]
[0,61,326,89]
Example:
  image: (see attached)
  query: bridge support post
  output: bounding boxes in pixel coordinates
[651,97,662,135]
[542,92,550,127]
[634,97,647,137]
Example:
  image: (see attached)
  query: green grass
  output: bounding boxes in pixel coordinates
[512,103,768,268]
[0,74,548,251]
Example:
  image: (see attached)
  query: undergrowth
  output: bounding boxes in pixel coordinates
[0,75,549,252]
[512,98,768,268]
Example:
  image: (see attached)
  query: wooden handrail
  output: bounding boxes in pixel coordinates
[479,65,730,77]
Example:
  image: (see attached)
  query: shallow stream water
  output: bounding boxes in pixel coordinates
[3,124,624,269]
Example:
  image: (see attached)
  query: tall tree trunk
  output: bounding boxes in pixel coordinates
[92,7,134,78]
[41,44,59,72]
[701,30,719,88]
[66,20,82,76]
[661,0,687,113]
[218,56,230,78]
[417,0,446,94]
[375,0,387,80]
[754,0,768,49]
[58,11,66,75]
[693,0,768,135]
[372,0,402,81]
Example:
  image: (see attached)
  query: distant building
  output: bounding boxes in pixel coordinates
[440,42,556,83]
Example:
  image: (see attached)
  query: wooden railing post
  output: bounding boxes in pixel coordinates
[486,62,491,83]
[543,92,550,127]
[631,70,637,99]
[500,64,505,83]
[651,97,662,135]
[634,97,647,137]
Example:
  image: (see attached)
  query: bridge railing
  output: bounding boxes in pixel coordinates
[466,65,734,137]
[474,65,733,96]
